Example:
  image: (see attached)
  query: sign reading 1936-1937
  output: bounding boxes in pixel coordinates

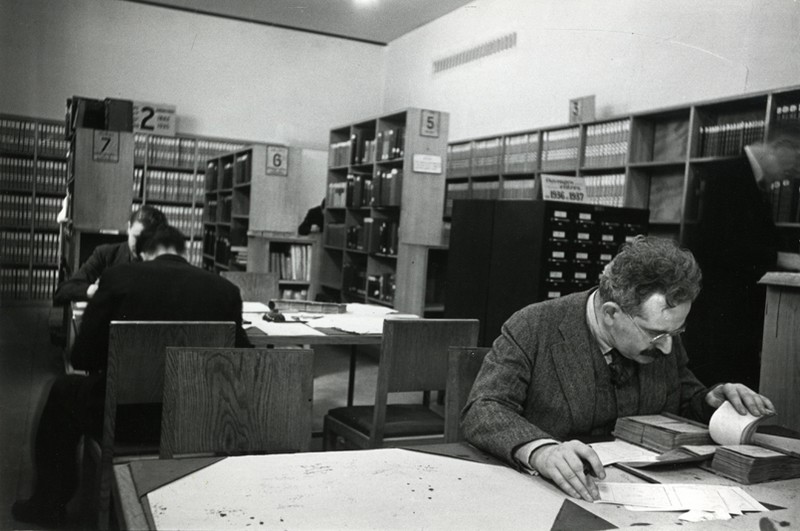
[420,110,441,138]
[266,146,289,176]
[92,130,119,163]
[132,101,177,136]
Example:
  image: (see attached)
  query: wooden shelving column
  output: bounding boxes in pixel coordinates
[321,108,450,315]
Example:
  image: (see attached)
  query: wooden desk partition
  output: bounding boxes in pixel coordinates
[759,272,800,433]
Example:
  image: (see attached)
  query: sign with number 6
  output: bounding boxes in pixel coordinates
[266,146,289,176]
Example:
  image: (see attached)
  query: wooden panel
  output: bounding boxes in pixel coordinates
[220,271,279,303]
[160,348,313,458]
[380,318,479,394]
[444,347,490,443]
[759,285,800,432]
[72,128,134,231]
[393,243,428,315]
[108,321,235,405]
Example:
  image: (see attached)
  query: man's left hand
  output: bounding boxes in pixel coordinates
[706,383,775,417]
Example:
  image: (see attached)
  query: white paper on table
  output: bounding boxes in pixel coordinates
[345,303,398,316]
[307,312,418,335]
[590,440,660,466]
[596,483,768,515]
[242,301,270,313]
[246,319,325,336]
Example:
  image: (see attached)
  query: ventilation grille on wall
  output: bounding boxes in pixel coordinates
[433,32,517,74]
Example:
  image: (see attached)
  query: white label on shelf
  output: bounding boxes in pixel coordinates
[576,252,589,260]
[133,101,176,136]
[600,253,612,261]
[547,291,561,298]
[420,110,441,138]
[412,154,442,174]
[549,271,563,279]
[266,146,289,176]
[602,234,614,241]
[92,130,119,162]
[552,251,565,259]
[552,230,566,239]
[625,235,636,242]
[554,210,567,218]
[575,271,588,280]
[541,174,587,203]
[577,232,589,240]
[579,213,592,220]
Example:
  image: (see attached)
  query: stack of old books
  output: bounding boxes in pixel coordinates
[711,445,800,484]
[613,413,713,452]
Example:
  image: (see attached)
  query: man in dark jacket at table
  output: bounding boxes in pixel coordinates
[462,236,774,503]
[12,224,252,527]
[53,205,167,304]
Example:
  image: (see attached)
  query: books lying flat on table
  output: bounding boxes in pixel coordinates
[613,413,712,452]
[612,403,800,484]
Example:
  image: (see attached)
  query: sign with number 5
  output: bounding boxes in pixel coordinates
[420,110,440,138]
[266,146,289,176]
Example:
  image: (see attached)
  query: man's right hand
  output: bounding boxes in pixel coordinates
[530,440,605,501]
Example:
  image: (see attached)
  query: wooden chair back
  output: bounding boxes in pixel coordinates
[370,318,479,445]
[160,347,314,458]
[97,321,234,530]
[220,271,280,304]
[444,346,490,443]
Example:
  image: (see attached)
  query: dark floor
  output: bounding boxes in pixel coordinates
[0,305,411,530]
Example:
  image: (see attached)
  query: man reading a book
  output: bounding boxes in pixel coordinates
[462,235,774,503]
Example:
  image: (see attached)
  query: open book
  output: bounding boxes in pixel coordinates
[608,403,800,484]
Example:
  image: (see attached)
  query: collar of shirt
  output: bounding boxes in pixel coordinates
[586,290,614,364]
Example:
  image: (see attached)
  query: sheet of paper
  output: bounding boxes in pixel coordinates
[590,440,659,466]
[345,303,398,316]
[245,319,325,336]
[242,301,270,313]
[306,313,418,335]
[596,482,768,515]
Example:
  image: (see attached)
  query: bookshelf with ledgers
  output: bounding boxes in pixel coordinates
[322,108,450,316]
[0,114,69,303]
[444,84,800,250]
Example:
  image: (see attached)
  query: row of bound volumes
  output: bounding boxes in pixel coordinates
[503,133,539,174]
[38,122,68,158]
[774,103,800,123]
[541,128,580,171]
[344,219,399,256]
[368,272,395,304]
[766,177,800,223]
[133,168,203,203]
[269,244,312,281]
[229,246,248,267]
[134,134,197,169]
[132,204,203,238]
[0,231,58,265]
[342,264,367,297]
[327,170,403,209]
[0,157,67,193]
[447,143,472,178]
[470,138,502,177]
[186,239,202,267]
[0,267,57,300]
[584,120,630,168]
[374,127,405,162]
[0,194,60,229]
[698,120,765,157]
[0,119,36,154]
[329,140,351,168]
[584,173,627,207]
[196,140,247,164]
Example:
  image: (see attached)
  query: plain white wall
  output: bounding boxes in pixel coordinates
[383,0,800,141]
[0,0,385,150]
[0,0,387,216]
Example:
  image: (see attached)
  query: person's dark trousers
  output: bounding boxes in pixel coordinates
[31,373,104,507]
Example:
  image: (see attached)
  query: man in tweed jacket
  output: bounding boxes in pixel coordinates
[462,236,774,502]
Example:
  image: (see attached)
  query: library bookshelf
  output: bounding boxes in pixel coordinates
[322,108,450,316]
[247,231,320,301]
[133,133,248,266]
[0,114,68,304]
[201,144,298,282]
[444,84,800,251]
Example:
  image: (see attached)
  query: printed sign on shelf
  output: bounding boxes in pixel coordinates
[412,154,443,174]
[540,174,587,204]
[132,101,177,136]
[266,146,289,176]
[92,130,119,163]
[420,110,441,138]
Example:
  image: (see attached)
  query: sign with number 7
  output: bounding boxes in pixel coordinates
[92,130,120,163]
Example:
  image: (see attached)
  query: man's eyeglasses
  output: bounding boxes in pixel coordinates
[624,312,686,347]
